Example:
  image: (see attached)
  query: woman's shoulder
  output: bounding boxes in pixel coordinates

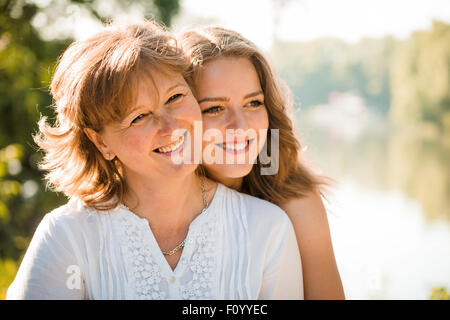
[218,183,291,228]
[278,189,328,226]
[217,184,298,258]
[27,198,117,263]
[36,197,108,237]
[43,197,93,222]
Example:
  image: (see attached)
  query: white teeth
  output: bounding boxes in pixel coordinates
[222,141,248,151]
[157,134,184,153]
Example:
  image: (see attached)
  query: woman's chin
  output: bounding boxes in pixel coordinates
[207,163,254,180]
[164,161,199,177]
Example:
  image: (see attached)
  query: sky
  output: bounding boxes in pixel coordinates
[173,0,450,49]
[32,0,450,50]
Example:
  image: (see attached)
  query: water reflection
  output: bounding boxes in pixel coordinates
[386,128,450,222]
[325,180,450,299]
[297,109,450,222]
[295,106,450,299]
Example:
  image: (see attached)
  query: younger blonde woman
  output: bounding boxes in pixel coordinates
[179,27,345,299]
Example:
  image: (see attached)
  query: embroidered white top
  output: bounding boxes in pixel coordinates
[6,183,303,300]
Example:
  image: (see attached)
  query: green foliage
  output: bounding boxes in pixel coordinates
[390,21,450,138]
[272,21,450,131]
[154,0,180,27]
[0,144,23,224]
[271,36,395,115]
[0,4,67,147]
[430,287,450,300]
[0,258,18,300]
[66,0,180,27]
[385,129,450,221]
[0,1,69,267]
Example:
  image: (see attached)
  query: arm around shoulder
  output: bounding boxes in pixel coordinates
[281,190,345,300]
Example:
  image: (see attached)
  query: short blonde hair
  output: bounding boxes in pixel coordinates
[179,27,334,204]
[34,21,189,210]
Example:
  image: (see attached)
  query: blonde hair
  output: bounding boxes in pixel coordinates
[179,27,335,205]
[34,21,189,210]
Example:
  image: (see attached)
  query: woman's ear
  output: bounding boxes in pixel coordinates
[83,128,116,160]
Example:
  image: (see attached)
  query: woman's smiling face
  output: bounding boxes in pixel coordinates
[195,57,269,184]
[91,68,202,184]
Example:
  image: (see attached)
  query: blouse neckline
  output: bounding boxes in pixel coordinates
[116,182,223,231]
[112,183,224,297]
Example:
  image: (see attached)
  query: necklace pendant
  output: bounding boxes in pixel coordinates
[161,176,208,257]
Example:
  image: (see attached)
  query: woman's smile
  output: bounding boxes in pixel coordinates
[216,138,254,155]
[153,129,187,157]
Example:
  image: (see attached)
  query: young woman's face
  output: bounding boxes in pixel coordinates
[195,57,269,184]
[94,69,202,184]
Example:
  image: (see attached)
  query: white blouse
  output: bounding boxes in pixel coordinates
[7,183,303,300]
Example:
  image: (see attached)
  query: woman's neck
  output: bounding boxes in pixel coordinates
[123,171,203,233]
[209,173,243,191]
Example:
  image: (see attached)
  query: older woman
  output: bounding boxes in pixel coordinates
[6,21,302,300]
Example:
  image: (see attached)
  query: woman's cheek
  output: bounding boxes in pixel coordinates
[249,110,269,152]
[255,107,269,130]
[122,127,153,155]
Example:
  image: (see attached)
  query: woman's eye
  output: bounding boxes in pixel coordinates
[202,106,223,115]
[166,93,184,104]
[131,113,151,125]
[247,100,264,108]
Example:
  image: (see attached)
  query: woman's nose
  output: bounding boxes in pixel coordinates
[226,108,250,131]
[157,113,180,137]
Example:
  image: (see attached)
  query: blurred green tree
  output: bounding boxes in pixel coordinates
[271,36,395,116]
[0,0,70,263]
[154,0,179,27]
[430,286,450,300]
[390,20,450,139]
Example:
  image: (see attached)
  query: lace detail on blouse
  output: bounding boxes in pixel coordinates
[180,220,218,299]
[115,203,219,300]
[117,211,167,300]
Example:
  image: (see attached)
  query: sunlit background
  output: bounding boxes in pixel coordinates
[1,0,449,300]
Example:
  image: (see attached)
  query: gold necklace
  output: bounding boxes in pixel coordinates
[162,176,208,256]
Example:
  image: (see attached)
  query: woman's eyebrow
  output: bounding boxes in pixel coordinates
[166,82,187,93]
[124,82,187,118]
[198,96,230,104]
[244,90,263,99]
[198,90,263,104]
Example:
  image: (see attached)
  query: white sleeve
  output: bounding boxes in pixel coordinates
[258,212,304,300]
[6,212,87,300]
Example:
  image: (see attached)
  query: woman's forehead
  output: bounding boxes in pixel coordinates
[130,68,187,108]
[195,57,261,97]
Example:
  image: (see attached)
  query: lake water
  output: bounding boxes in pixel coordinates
[326,179,450,299]
[296,107,450,299]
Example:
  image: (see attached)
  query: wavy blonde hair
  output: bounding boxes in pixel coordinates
[179,27,335,205]
[34,21,189,210]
